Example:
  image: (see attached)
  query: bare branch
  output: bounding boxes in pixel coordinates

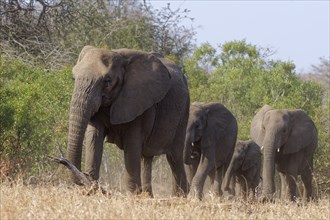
[47,155,92,188]
[47,145,109,195]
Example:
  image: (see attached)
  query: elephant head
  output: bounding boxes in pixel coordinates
[67,46,172,181]
[183,102,208,165]
[250,105,316,199]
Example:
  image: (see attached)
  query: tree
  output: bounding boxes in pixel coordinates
[301,57,330,193]
[183,43,217,101]
[0,56,72,175]
[0,0,196,69]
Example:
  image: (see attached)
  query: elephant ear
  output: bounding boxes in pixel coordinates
[202,103,233,159]
[110,50,171,124]
[242,141,260,171]
[203,103,228,135]
[283,110,316,154]
[250,105,273,147]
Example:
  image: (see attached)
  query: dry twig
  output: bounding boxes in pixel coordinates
[47,146,108,195]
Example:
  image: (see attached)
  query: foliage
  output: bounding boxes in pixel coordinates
[0,56,72,175]
[184,40,324,138]
[302,58,330,191]
[0,0,195,69]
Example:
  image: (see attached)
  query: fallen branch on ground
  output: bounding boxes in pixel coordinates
[47,146,108,195]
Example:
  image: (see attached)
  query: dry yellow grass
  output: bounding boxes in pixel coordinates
[1,181,329,220]
[1,151,329,219]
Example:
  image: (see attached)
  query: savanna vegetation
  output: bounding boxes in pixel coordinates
[1,0,329,219]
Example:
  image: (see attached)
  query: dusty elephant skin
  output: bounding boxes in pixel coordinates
[222,140,261,200]
[184,102,238,200]
[250,105,318,202]
[67,46,190,197]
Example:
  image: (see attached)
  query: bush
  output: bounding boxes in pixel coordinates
[0,57,72,176]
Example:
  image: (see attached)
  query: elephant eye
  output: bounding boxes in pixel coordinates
[103,77,112,86]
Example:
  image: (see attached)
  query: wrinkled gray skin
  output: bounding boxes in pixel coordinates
[184,102,238,199]
[251,105,318,202]
[222,140,261,200]
[67,46,189,197]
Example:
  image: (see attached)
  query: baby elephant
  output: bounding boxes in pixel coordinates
[222,140,261,200]
[184,102,238,199]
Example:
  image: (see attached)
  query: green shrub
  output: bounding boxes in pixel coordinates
[0,57,72,176]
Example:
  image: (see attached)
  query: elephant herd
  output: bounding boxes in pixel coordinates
[66,46,318,202]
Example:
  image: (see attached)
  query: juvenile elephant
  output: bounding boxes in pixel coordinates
[251,105,318,202]
[67,46,189,197]
[222,140,261,200]
[184,102,238,199]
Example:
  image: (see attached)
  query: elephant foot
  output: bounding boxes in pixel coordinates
[258,194,275,203]
[290,195,303,206]
[137,191,153,198]
[188,189,203,201]
[82,180,109,196]
[141,191,154,198]
[126,180,143,195]
[223,191,235,200]
[173,188,188,198]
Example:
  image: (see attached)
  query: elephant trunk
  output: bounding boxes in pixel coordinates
[222,159,235,193]
[183,133,193,164]
[262,135,278,199]
[67,78,100,183]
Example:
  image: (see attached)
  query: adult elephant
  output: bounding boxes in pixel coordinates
[222,140,261,200]
[67,46,189,197]
[184,102,237,199]
[250,105,318,202]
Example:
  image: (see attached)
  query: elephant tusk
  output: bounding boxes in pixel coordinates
[261,146,264,150]
[191,151,200,159]
[191,142,194,146]
[277,148,280,152]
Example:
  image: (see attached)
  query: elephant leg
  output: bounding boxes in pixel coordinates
[189,148,215,199]
[141,156,153,197]
[241,176,249,200]
[123,125,143,195]
[208,169,215,185]
[166,121,189,197]
[185,164,196,186]
[230,176,237,196]
[166,152,188,197]
[124,149,142,194]
[85,118,105,180]
[279,172,288,200]
[214,166,224,196]
[285,173,298,201]
[301,167,313,201]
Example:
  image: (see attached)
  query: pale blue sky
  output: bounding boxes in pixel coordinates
[150,0,330,73]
